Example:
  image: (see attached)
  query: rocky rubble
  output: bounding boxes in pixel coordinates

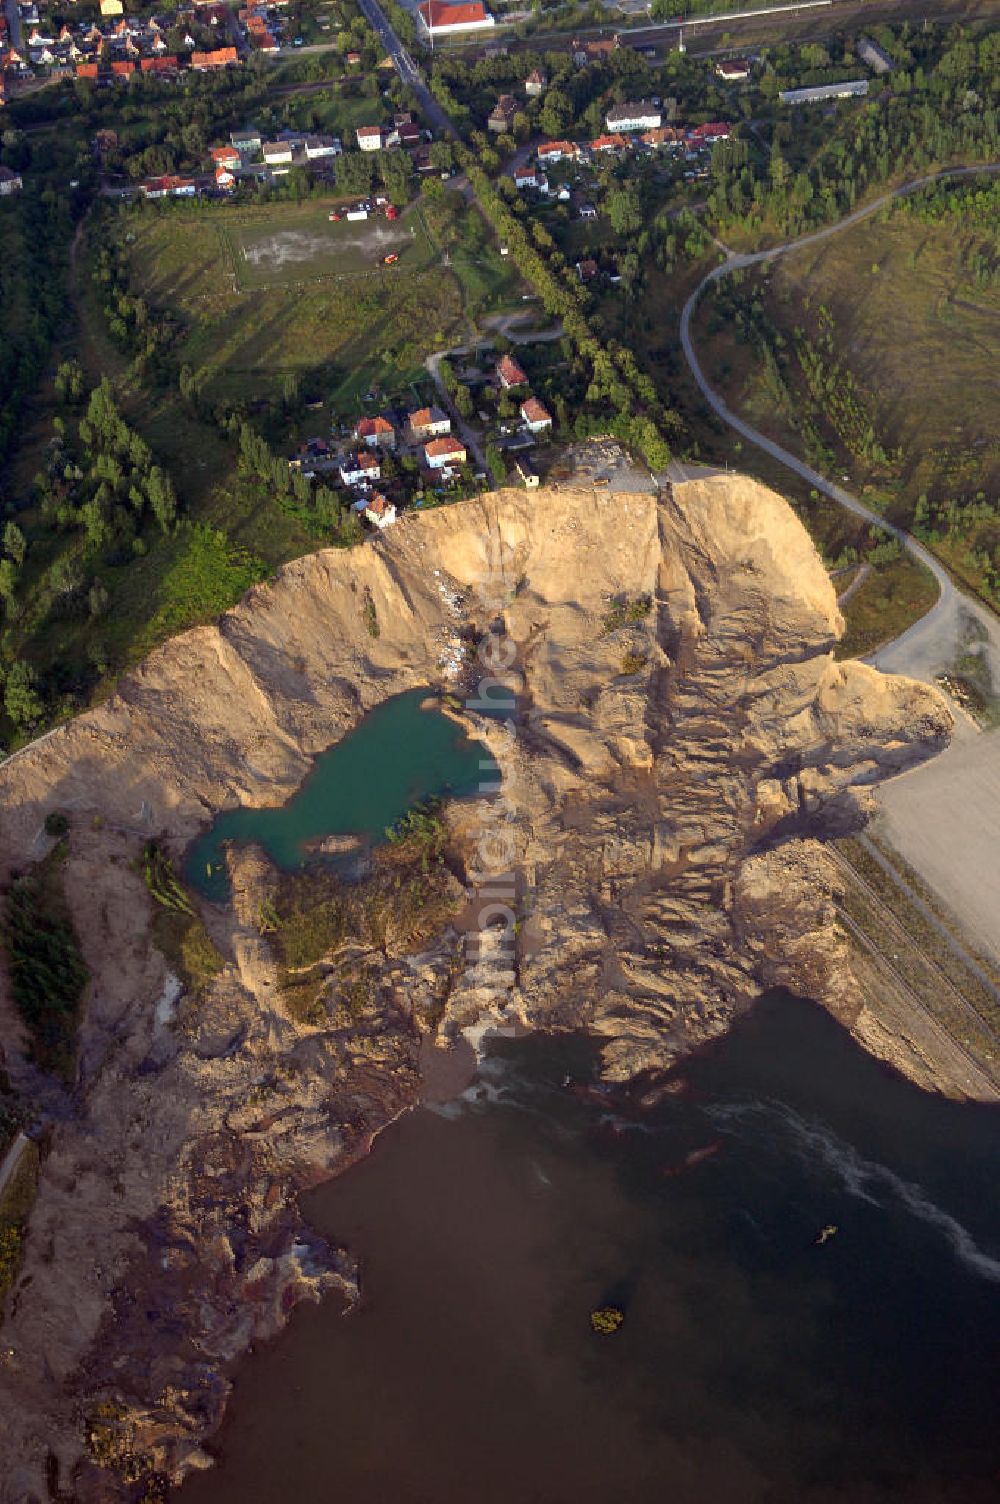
[0,477,952,1500]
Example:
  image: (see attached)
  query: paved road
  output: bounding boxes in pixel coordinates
[679,163,1000,687]
[356,0,457,139]
[425,350,489,471]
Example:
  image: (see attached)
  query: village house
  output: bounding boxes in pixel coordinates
[512,166,537,190]
[141,175,197,199]
[424,435,467,471]
[416,0,495,38]
[364,492,397,529]
[339,451,381,487]
[231,128,262,156]
[357,125,384,151]
[578,202,598,220]
[715,57,751,81]
[537,140,574,165]
[211,144,242,170]
[304,135,341,159]
[289,438,336,475]
[779,79,868,104]
[686,122,732,149]
[605,101,661,133]
[487,94,517,134]
[408,405,451,439]
[572,36,616,67]
[524,67,546,97]
[591,133,629,154]
[354,415,396,451]
[515,454,539,488]
[576,258,598,282]
[190,46,238,68]
[520,397,552,435]
[497,354,528,390]
[0,165,23,196]
[642,125,685,150]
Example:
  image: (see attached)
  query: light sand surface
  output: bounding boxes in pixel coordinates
[875,726,1000,967]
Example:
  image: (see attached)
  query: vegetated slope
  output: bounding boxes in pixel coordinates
[0,478,953,1501]
[699,185,1000,608]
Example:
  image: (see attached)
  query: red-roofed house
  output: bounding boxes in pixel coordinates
[591,133,629,154]
[141,56,179,74]
[408,406,451,439]
[424,436,467,470]
[191,46,238,68]
[364,492,397,529]
[110,59,135,78]
[75,61,100,78]
[356,125,384,151]
[687,122,731,145]
[354,415,396,451]
[537,140,574,164]
[340,451,381,487]
[211,144,242,169]
[521,397,552,434]
[496,354,527,389]
[416,0,494,36]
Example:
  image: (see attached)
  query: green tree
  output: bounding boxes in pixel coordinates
[4,660,43,728]
[3,523,25,568]
[607,187,642,236]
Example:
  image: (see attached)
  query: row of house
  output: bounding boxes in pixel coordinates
[356,113,423,152]
[496,354,553,437]
[515,118,730,187]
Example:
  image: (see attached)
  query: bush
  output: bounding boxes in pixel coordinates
[44,811,69,839]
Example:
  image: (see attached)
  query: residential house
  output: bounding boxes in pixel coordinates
[524,67,546,97]
[572,36,616,67]
[141,56,178,74]
[356,125,384,151]
[857,35,893,74]
[289,438,335,475]
[262,139,298,166]
[231,127,262,155]
[779,79,868,104]
[215,165,235,190]
[642,125,685,150]
[497,353,527,389]
[605,101,661,132]
[364,492,397,529]
[354,415,396,450]
[578,202,597,219]
[591,133,629,154]
[537,140,574,165]
[515,454,539,488]
[487,93,516,134]
[0,165,23,195]
[512,166,537,190]
[715,57,751,81]
[424,436,467,471]
[339,452,381,487]
[416,0,495,38]
[190,46,238,68]
[304,135,341,159]
[686,122,732,147]
[141,175,197,198]
[520,397,552,435]
[576,258,598,282]
[211,144,242,170]
[409,405,451,439]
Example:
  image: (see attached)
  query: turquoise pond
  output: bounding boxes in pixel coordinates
[184,690,492,902]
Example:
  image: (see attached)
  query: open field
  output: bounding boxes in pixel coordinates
[125,198,465,405]
[221,201,438,289]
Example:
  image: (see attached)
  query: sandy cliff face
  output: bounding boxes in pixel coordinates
[0,478,951,1501]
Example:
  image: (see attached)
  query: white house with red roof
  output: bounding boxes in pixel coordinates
[354,415,396,450]
[356,125,384,151]
[424,436,467,471]
[364,492,397,529]
[408,405,451,439]
[339,451,381,487]
[497,354,528,389]
[416,0,494,37]
[521,397,552,434]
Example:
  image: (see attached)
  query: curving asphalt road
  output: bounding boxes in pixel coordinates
[679,164,1000,685]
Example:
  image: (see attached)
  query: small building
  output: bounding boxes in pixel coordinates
[537,140,574,165]
[304,136,341,160]
[0,165,23,196]
[263,140,297,166]
[215,165,235,190]
[409,405,451,439]
[364,492,397,529]
[524,67,547,97]
[715,57,751,81]
[497,354,527,390]
[488,94,517,134]
[355,415,396,450]
[190,46,238,68]
[424,435,467,470]
[339,452,381,486]
[513,167,537,190]
[642,125,685,150]
[579,202,597,220]
[356,125,384,152]
[576,258,598,282]
[345,206,369,221]
[605,101,661,133]
[591,133,629,154]
[232,128,262,155]
[141,175,198,199]
[520,397,552,434]
[515,454,539,488]
[856,35,894,75]
[416,0,495,37]
[211,144,242,170]
[779,79,869,105]
[686,122,732,148]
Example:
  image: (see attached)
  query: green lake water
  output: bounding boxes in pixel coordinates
[185,690,491,902]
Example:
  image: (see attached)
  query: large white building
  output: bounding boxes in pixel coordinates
[416,0,495,38]
[605,101,662,133]
[780,79,869,104]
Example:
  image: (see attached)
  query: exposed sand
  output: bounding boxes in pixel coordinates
[874,726,1000,967]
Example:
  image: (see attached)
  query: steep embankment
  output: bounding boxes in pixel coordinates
[0,478,953,1501]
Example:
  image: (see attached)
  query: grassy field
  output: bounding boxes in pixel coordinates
[126,197,465,406]
[220,200,438,290]
[695,199,1000,607]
